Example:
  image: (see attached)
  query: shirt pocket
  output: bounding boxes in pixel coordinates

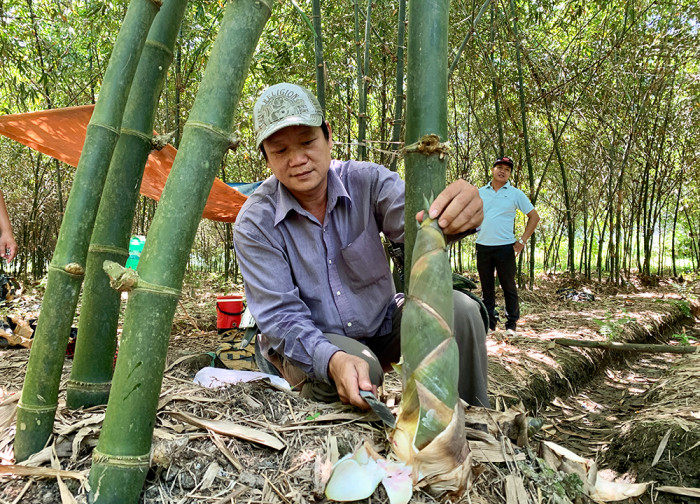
[340,229,388,288]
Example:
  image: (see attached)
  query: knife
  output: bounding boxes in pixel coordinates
[359,390,396,428]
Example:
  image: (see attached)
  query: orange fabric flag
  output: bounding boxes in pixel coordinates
[0,105,246,223]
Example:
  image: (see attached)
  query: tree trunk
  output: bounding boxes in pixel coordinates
[448,0,491,76]
[388,0,405,172]
[543,101,574,275]
[14,0,161,462]
[490,4,504,156]
[88,1,273,501]
[671,185,681,277]
[510,0,536,288]
[312,0,325,111]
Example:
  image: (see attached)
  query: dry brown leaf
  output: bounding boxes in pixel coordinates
[71,425,97,462]
[0,398,17,429]
[469,440,526,464]
[199,461,221,490]
[55,413,104,436]
[158,393,222,410]
[0,330,32,348]
[313,453,333,495]
[656,485,700,498]
[7,316,34,339]
[0,464,87,480]
[651,428,672,467]
[18,445,54,467]
[169,410,285,450]
[57,475,78,504]
[505,475,529,504]
[208,428,243,471]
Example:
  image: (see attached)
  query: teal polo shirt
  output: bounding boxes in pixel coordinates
[476,181,534,246]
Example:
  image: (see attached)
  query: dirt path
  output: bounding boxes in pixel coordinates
[1,275,698,503]
[534,329,700,496]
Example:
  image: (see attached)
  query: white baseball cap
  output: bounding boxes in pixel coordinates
[253,83,324,149]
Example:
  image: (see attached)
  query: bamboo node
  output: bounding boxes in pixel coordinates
[120,128,152,143]
[92,448,151,468]
[403,134,450,157]
[152,130,177,150]
[17,401,58,414]
[64,263,85,276]
[66,379,112,392]
[228,135,240,152]
[103,260,139,292]
[89,244,129,258]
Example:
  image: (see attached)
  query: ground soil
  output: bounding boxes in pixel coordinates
[1,273,698,504]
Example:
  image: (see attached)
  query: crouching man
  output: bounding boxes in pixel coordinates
[233,83,490,409]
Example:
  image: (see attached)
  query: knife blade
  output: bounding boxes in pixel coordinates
[359,390,396,428]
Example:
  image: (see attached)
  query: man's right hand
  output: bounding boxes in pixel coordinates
[328,351,377,409]
[1,234,17,262]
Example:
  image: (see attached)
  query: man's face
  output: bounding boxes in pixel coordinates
[263,124,333,202]
[492,163,512,183]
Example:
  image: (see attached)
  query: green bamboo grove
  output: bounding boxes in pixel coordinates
[14,0,162,462]
[66,0,189,410]
[87,0,275,501]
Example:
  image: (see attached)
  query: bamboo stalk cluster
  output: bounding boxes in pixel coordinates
[13,0,275,502]
[14,0,162,463]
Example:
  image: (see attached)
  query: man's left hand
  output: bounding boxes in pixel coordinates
[514,241,525,256]
[415,178,483,235]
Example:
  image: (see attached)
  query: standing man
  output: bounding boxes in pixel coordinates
[0,183,17,263]
[476,156,539,334]
[234,83,490,409]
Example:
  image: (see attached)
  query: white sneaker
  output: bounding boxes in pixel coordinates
[505,328,517,337]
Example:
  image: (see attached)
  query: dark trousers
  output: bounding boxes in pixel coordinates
[476,243,519,329]
[266,290,490,408]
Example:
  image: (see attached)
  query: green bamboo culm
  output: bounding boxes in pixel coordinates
[87,1,275,502]
[13,0,161,463]
[388,0,406,173]
[311,0,326,112]
[390,0,471,493]
[66,0,189,410]
[402,0,449,279]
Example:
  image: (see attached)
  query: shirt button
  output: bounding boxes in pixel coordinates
[336,291,341,296]
[347,322,352,327]
[328,260,332,264]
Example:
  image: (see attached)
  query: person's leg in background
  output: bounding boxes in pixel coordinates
[476,244,498,330]
[494,244,519,331]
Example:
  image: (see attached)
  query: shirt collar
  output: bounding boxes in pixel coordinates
[487,180,512,190]
[273,164,351,226]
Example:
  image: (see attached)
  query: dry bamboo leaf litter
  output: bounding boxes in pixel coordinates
[1,276,697,503]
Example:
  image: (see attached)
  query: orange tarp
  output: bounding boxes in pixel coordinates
[0,105,246,222]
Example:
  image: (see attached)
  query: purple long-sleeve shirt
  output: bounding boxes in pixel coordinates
[232,160,405,383]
